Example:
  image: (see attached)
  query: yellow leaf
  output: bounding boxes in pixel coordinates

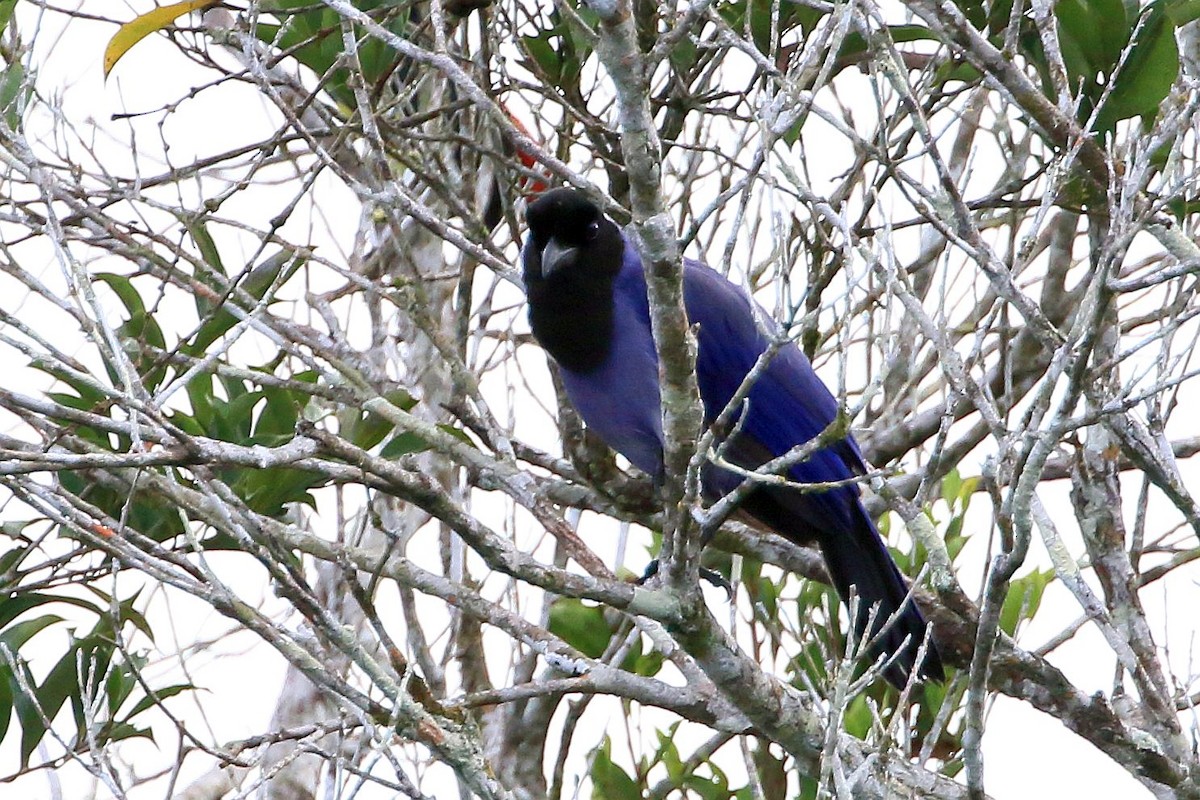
[104,0,221,79]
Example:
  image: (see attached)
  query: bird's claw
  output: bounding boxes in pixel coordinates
[635,559,733,599]
[636,558,660,584]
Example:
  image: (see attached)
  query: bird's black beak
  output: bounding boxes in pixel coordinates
[539,236,576,278]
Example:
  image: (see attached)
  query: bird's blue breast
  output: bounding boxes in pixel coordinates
[558,241,665,478]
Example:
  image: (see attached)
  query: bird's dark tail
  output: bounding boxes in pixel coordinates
[816,506,944,689]
[738,483,944,689]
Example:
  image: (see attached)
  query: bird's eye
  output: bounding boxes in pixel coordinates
[585,220,600,240]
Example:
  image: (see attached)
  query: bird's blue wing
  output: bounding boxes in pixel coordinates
[683,260,866,527]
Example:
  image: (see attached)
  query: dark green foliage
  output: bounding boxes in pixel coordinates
[174,370,326,518]
[1000,568,1054,637]
[1053,0,1179,133]
[589,736,641,800]
[251,0,413,110]
[0,589,190,767]
[547,597,664,677]
[589,726,757,800]
[520,6,596,92]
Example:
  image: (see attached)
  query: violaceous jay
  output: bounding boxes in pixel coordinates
[522,187,943,688]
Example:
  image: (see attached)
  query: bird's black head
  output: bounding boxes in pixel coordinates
[523,188,623,283]
[522,188,626,372]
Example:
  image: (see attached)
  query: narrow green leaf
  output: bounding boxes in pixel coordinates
[655,727,685,785]
[0,613,65,649]
[21,645,79,765]
[1056,0,1129,79]
[254,384,301,441]
[0,664,14,744]
[96,720,153,745]
[0,61,26,130]
[93,273,146,318]
[1165,0,1200,24]
[11,663,45,768]
[125,682,195,719]
[0,0,18,31]
[185,253,291,356]
[186,218,225,277]
[941,468,962,507]
[105,661,139,718]
[622,637,664,678]
[1000,568,1054,636]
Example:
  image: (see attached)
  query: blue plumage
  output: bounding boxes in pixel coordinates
[523,188,943,687]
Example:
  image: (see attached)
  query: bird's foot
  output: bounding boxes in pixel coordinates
[636,559,659,584]
[636,559,733,598]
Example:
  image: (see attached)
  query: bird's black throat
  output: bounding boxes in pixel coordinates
[523,188,626,374]
[527,269,616,373]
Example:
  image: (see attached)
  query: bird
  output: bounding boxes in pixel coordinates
[522,187,944,688]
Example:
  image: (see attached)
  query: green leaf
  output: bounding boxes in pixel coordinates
[668,35,698,73]
[0,0,18,31]
[0,613,65,649]
[344,398,408,450]
[843,693,873,738]
[1094,2,1179,130]
[185,252,294,357]
[622,637,664,678]
[751,740,788,800]
[651,724,684,784]
[96,720,154,745]
[0,664,13,745]
[186,217,225,277]
[345,412,395,450]
[955,0,988,27]
[682,773,731,800]
[718,0,824,54]
[521,34,563,83]
[379,431,430,459]
[1,592,103,628]
[437,423,476,448]
[93,273,169,390]
[0,60,27,130]
[548,598,611,659]
[125,682,195,719]
[254,384,302,442]
[10,662,44,767]
[941,468,962,509]
[1000,568,1054,636]
[185,218,226,322]
[220,389,263,443]
[232,466,321,517]
[590,737,641,800]
[252,0,409,109]
[20,642,81,765]
[184,372,217,431]
[57,472,187,544]
[104,657,140,718]
[93,271,143,317]
[83,586,155,644]
[837,24,942,66]
[1056,0,1129,79]
[0,544,32,587]
[1165,0,1200,24]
